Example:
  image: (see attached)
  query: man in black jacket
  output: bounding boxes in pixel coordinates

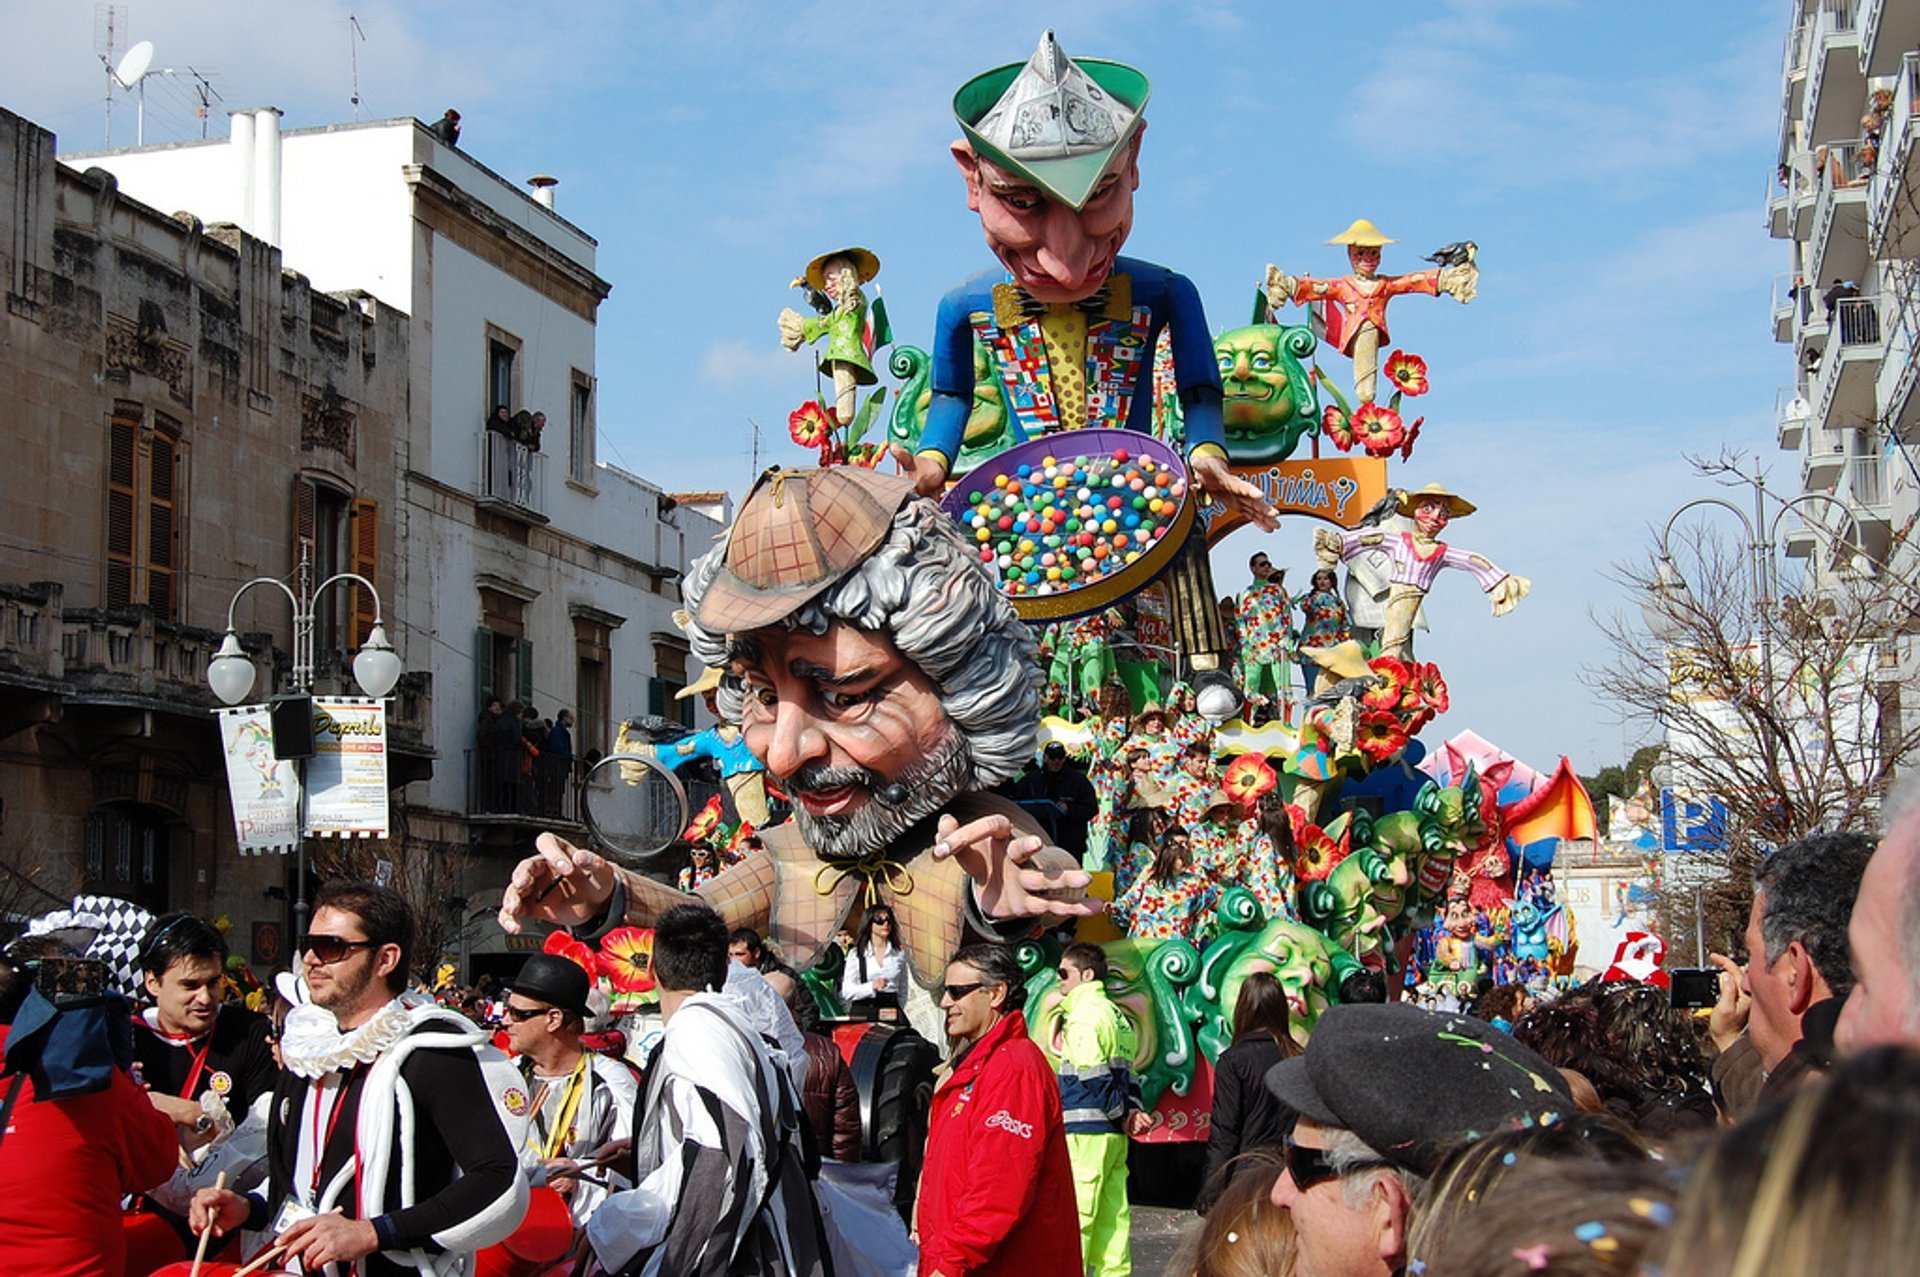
[1014,743,1100,863]
[191,882,525,1275]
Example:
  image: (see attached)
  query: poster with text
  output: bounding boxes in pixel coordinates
[306,697,390,839]
[218,705,302,854]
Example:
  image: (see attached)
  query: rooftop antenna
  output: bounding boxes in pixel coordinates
[113,40,156,145]
[746,416,764,480]
[182,67,223,138]
[347,14,366,120]
[94,4,123,145]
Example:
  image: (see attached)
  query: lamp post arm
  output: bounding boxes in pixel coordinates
[1655,496,1755,560]
[221,576,302,635]
[313,571,387,625]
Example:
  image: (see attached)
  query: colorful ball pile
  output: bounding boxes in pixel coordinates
[962,447,1188,597]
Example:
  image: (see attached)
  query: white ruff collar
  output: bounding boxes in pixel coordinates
[279,997,414,1078]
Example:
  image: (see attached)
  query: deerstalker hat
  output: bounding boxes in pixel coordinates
[693,466,916,634]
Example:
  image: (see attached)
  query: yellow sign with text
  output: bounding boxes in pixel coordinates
[1200,455,1390,544]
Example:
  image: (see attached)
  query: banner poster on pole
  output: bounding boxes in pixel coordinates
[217,705,302,855]
[306,697,390,840]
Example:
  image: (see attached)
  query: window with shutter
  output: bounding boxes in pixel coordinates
[148,417,180,620]
[106,408,138,608]
[350,498,379,645]
[292,476,317,571]
[104,403,187,616]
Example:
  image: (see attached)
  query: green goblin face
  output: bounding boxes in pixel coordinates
[1212,324,1319,464]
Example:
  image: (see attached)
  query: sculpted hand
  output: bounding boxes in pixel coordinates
[1312,527,1344,567]
[889,443,950,498]
[498,832,618,935]
[280,1211,378,1270]
[1263,264,1297,314]
[1707,952,1751,1053]
[930,812,1102,922]
[776,307,807,350]
[1191,452,1278,532]
[1488,574,1531,617]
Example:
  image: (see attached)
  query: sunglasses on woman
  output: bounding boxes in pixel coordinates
[300,934,376,965]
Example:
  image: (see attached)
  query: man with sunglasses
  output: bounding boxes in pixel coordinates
[1263,1002,1570,1277]
[190,882,527,1276]
[918,943,1080,1277]
[500,953,637,1230]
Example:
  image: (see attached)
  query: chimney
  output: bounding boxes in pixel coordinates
[229,109,255,234]
[527,174,558,210]
[252,108,283,246]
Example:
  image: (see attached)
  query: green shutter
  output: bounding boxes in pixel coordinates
[475,627,493,708]
[516,638,534,703]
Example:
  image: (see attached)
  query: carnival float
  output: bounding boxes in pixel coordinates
[576,30,1595,1156]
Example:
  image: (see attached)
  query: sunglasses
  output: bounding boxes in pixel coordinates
[1285,1135,1385,1191]
[501,1003,551,1022]
[940,982,988,1002]
[301,934,376,965]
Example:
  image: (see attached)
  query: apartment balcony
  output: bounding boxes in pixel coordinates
[1808,139,1872,284]
[1783,517,1819,559]
[1812,294,1885,425]
[1772,273,1805,341]
[1861,0,1920,76]
[1875,289,1920,445]
[477,431,550,524]
[1846,453,1892,515]
[1783,16,1814,121]
[1778,384,1813,450]
[1802,426,1851,490]
[1807,0,1867,144]
[1870,52,1920,257]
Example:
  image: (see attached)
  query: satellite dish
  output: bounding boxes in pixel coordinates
[114,41,154,88]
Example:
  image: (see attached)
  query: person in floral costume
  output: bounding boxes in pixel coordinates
[1236,552,1297,723]
[1294,567,1352,694]
[1112,827,1216,946]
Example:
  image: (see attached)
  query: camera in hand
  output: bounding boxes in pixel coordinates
[1668,967,1720,1010]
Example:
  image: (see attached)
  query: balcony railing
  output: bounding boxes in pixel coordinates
[480,431,546,516]
[1825,0,1860,35]
[1787,17,1814,77]
[1777,384,1813,449]
[1849,454,1889,507]
[467,749,588,823]
[1832,293,1884,346]
[1807,1,1865,138]
[1870,52,1920,250]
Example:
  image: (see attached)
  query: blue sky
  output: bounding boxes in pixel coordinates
[3,1,1792,776]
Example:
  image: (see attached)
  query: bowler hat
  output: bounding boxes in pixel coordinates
[503,953,593,1020]
[1265,1003,1570,1177]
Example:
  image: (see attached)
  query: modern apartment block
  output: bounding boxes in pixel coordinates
[1770,0,1920,584]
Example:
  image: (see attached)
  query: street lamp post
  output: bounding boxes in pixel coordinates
[206,549,401,939]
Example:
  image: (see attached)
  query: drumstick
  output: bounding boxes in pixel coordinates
[238,1208,342,1276]
[231,1242,289,1277]
[187,1171,228,1277]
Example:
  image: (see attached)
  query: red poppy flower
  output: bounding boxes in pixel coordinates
[1351,403,1407,457]
[788,400,832,449]
[1363,656,1414,712]
[1415,662,1451,715]
[1322,404,1356,451]
[1356,709,1410,763]
[1222,753,1278,810]
[598,927,657,995]
[543,931,600,982]
[683,794,723,843]
[1295,823,1352,881]
[1385,350,1430,397]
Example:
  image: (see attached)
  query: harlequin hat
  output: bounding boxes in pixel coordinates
[693,466,916,634]
[1265,1003,1570,1177]
[955,30,1150,212]
[1300,640,1374,682]
[1395,483,1477,520]
[1328,218,1396,247]
[802,247,880,292]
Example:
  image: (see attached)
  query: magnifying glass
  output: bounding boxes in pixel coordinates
[579,751,691,863]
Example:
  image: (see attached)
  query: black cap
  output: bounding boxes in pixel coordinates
[1265,1003,1571,1177]
[502,953,593,1020]
[1043,742,1067,758]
